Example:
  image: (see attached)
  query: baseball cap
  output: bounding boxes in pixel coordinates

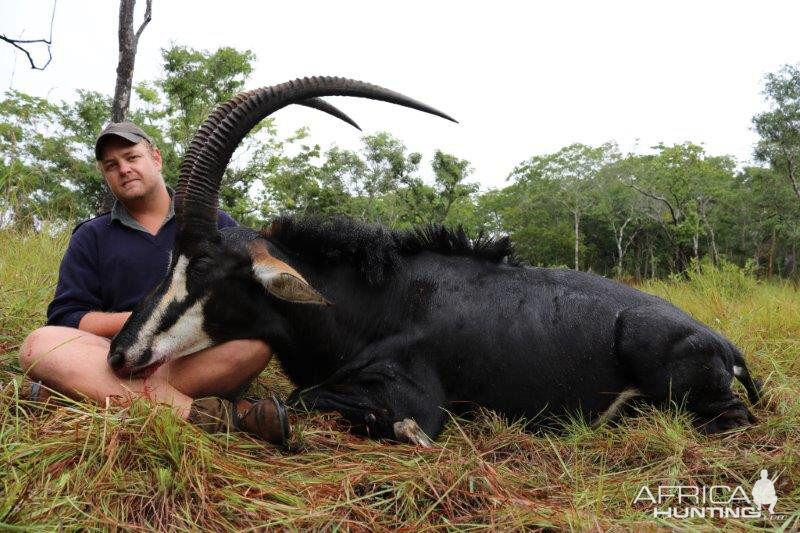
[95,122,155,160]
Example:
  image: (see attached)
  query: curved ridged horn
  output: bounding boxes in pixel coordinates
[176,76,456,240]
[297,98,361,131]
[175,96,361,220]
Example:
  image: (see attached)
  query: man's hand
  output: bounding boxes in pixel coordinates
[79,312,133,339]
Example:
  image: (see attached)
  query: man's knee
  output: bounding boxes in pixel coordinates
[18,326,108,375]
[19,326,54,372]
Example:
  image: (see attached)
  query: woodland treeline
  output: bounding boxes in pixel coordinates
[1,46,798,279]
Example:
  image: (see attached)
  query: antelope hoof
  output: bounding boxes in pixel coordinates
[393,418,434,447]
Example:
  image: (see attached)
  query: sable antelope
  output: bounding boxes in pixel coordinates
[108,77,760,445]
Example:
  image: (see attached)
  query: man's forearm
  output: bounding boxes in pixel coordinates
[78,311,132,339]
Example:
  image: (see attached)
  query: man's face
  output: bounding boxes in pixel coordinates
[98,137,163,203]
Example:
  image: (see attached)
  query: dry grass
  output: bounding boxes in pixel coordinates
[1,228,798,531]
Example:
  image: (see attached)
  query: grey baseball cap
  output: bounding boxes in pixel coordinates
[95,122,155,160]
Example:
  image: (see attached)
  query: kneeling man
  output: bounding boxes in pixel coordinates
[18,122,289,445]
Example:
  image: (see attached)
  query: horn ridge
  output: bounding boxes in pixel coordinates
[175,94,251,220]
[178,76,457,237]
[176,91,363,226]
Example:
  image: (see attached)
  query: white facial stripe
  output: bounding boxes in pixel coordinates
[170,255,189,302]
[151,296,212,361]
[127,255,190,361]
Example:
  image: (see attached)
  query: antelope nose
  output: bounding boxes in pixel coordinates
[108,349,125,371]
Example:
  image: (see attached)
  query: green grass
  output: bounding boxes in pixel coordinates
[1,227,798,531]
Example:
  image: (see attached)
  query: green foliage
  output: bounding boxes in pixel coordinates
[0,89,108,225]
[477,138,799,278]
[753,63,800,202]
[260,132,480,231]
[505,143,619,268]
[260,132,357,219]
[158,45,257,155]
[623,143,738,273]
[398,150,478,227]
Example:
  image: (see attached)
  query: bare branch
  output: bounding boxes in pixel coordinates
[134,0,153,42]
[623,227,641,257]
[627,182,679,225]
[0,0,57,71]
[644,211,676,245]
[783,153,800,202]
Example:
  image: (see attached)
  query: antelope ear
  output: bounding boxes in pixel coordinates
[257,270,331,305]
[249,242,331,306]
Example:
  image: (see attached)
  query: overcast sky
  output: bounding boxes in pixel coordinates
[2,1,799,190]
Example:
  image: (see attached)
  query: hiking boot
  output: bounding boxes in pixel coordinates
[188,395,290,447]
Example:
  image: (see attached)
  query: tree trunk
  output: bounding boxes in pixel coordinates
[612,217,633,278]
[707,225,719,266]
[636,244,643,282]
[786,156,800,202]
[111,0,152,122]
[574,209,580,271]
[768,226,777,278]
[753,240,761,270]
[364,194,374,222]
[669,249,677,276]
[698,199,719,266]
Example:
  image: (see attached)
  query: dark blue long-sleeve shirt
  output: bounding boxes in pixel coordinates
[47,198,236,329]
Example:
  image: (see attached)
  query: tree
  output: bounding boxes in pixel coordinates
[139,45,273,223]
[594,157,646,276]
[729,166,800,276]
[394,150,477,227]
[0,89,117,226]
[0,91,73,227]
[158,45,256,153]
[484,176,571,267]
[260,135,359,220]
[354,132,421,224]
[753,64,800,202]
[626,143,734,273]
[509,143,619,270]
